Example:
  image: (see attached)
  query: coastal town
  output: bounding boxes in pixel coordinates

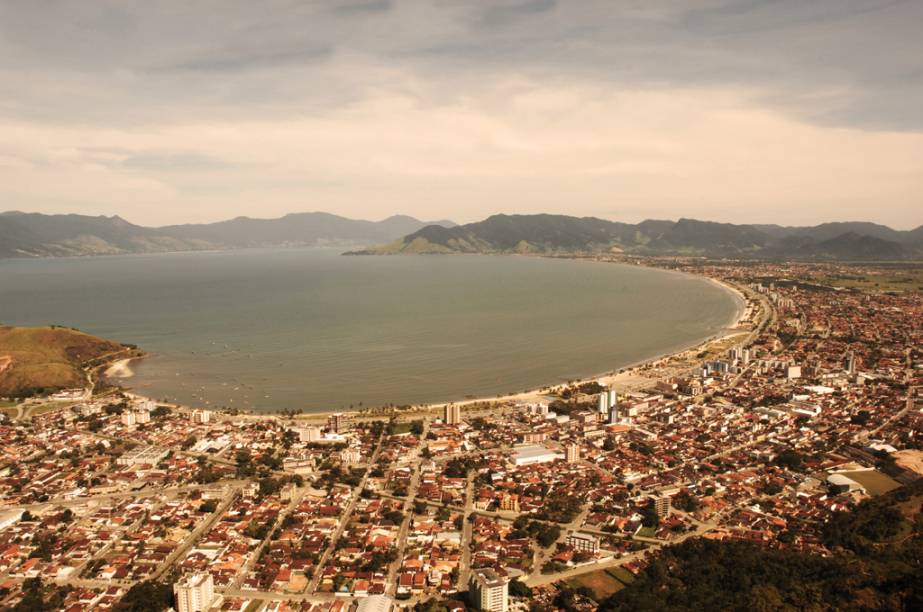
[1,259,921,612]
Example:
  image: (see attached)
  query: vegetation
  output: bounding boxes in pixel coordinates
[112,580,173,612]
[0,325,131,398]
[601,480,923,611]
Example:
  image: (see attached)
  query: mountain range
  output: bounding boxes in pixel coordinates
[355,214,923,261]
[2,211,921,261]
[0,211,454,258]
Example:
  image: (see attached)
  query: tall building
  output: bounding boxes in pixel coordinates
[597,392,610,415]
[297,425,322,442]
[327,412,351,433]
[174,572,214,612]
[654,495,671,518]
[444,404,462,425]
[844,352,857,376]
[566,532,600,554]
[471,568,509,612]
[191,409,210,424]
[565,443,580,463]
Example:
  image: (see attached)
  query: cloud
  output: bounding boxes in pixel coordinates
[0,1,919,226]
[1,80,920,227]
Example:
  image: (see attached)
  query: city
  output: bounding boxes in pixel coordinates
[1,260,920,611]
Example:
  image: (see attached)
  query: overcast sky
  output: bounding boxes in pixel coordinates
[1,0,921,228]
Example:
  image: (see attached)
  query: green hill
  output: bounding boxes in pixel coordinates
[0,326,135,398]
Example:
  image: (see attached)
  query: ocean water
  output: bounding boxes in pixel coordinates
[0,249,740,411]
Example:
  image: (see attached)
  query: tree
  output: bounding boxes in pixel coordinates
[509,579,533,597]
[113,581,173,612]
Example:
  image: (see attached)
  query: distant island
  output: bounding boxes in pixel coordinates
[352,214,923,261]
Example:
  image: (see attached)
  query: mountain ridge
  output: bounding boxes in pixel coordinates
[354,213,923,261]
[0,211,455,258]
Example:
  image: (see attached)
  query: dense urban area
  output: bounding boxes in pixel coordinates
[1,259,921,612]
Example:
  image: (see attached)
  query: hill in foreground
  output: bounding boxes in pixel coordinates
[0,326,135,398]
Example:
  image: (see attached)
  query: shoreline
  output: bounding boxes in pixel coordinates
[114,263,757,423]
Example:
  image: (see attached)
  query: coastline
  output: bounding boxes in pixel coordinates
[114,262,757,423]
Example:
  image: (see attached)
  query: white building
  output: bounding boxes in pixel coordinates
[565,443,580,463]
[297,426,322,442]
[444,404,462,425]
[0,509,24,531]
[340,447,362,465]
[116,445,169,467]
[357,595,393,612]
[191,409,211,424]
[120,411,136,427]
[471,568,509,612]
[512,444,562,466]
[566,532,600,554]
[173,572,214,612]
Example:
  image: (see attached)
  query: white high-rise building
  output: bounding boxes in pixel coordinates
[471,568,509,612]
[597,392,610,415]
[297,425,322,442]
[565,443,580,463]
[191,409,211,424]
[444,404,462,425]
[174,572,214,612]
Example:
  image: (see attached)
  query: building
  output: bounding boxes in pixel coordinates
[173,572,214,612]
[499,493,520,512]
[654,495,671,518]
[116,445,169,467]
[444,404,462,425]
[0,509,24,530]
[191,409,211,424]
[134,409,150,425]
[357,595,393,612]
[512,444,562,466]
[120,411,136,427]
[826,473,866,495]
[295,425,322,442]
[844,352,857,376]
[471,568,509,612]
[597,392,610,415]
[565,443,580,463]
[340,447,362,465]
[786,365,802,380]
[566,532,600,554]
[327,412,351,433]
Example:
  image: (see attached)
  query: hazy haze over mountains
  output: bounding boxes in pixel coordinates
[0,211,454,258]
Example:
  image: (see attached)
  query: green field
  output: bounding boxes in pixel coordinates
[821,268,923,293]
[840,470,901,496]
[567,566,635,601]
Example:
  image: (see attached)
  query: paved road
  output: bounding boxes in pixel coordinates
[456,472,476,590]
[306,432,385,594]
[385,420,429,597]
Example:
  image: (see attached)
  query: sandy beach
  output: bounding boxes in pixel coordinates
[105,358,136,379]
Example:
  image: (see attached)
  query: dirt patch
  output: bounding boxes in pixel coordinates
[893,450,923,477]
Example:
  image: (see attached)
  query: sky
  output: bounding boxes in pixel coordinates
[0,1,921,229]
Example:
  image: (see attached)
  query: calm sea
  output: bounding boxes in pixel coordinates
[0,249,740,412]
